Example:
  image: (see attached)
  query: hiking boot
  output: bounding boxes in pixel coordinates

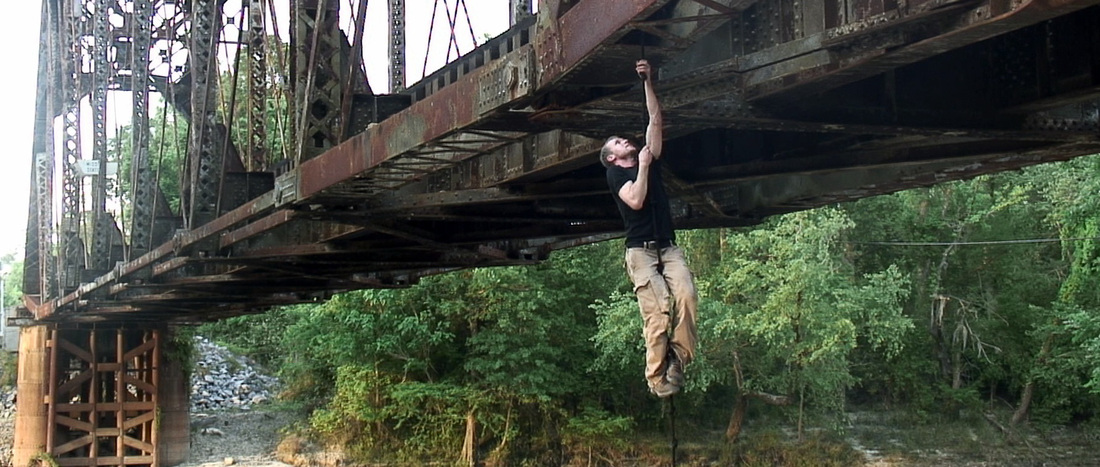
[665,351,684,387]
[649,378,681,398]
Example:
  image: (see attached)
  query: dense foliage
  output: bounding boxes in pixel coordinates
[200,155,1100,463]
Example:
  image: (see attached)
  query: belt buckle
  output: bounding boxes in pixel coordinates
[643,240,659,250]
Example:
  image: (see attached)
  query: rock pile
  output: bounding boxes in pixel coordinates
[191,336,279,412]
[0,387,14,418]
[0,386,13,466]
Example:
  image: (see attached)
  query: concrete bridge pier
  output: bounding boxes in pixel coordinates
[12,325,190,466]
[13,326,49,464]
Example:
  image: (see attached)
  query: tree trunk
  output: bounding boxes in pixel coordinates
[1011,331,1054,425]
[952,346,963,390]
[1011,381,1035,426]
[930,295,954,383]
[797,385,805,442]
[725,392,747,442]
[461,410,477,466]
[725,391,792,442]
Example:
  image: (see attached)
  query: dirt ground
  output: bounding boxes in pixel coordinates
[844,410,1100,467]
[2,400,1098,466]
[180,410,295,467]
[0,405,294,467]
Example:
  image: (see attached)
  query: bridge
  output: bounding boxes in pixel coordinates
[11,0,1100,464]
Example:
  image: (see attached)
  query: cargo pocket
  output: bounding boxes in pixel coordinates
[625,249,651,288]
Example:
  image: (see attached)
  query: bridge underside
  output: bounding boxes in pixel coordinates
[21,0,1100,325]
[13,1,1100,464]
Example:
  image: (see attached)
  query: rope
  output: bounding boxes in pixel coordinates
[639,38,677,467]
[669,395,678,466]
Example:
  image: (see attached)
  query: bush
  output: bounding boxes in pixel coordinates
[724,431,864,467]
[561,405,634,464]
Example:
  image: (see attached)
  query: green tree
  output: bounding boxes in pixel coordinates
[224,242,626,463]
[713,208,911,439]
[845,165,1100,426]
[593,209,911,441]
[1,254,22,309]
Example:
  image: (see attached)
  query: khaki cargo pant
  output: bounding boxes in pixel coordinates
[625,245,698,389]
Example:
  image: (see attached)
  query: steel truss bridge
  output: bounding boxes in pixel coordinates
[11,0,1100,465]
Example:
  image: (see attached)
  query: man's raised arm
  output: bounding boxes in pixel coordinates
[637,60,663,159]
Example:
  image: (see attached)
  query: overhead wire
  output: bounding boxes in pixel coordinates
[851,237,1100,246]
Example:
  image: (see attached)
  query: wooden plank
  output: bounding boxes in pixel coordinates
[55,401,155,412]
[122,410,155,430]
[55,414,93,433]
[53,433,93,455]
[55,370,92,397]
[122,338,156,361]
[122,375,156,395]
[57,338,93,364]
[121,435,155,454]
[151,257,188,277]
[56,456,155,466]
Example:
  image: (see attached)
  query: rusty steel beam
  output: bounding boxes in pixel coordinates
[33,188,280,319]
[744,0,1100,101]
[293,44,537,199]
[536,0,670,85]
[288,0,677,201]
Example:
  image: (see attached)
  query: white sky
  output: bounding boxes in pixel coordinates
[0,1,518,260]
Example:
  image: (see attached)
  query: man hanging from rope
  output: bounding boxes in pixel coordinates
[602,59,699,398]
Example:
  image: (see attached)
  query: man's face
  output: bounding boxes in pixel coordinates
[605,137,637,166]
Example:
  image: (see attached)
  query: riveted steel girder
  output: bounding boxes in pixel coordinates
[129,0,157,262]
[186,0,224,230]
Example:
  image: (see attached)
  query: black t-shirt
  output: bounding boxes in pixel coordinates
[607,159,675,247]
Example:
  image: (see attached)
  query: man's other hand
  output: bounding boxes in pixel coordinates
[638,146,653,166]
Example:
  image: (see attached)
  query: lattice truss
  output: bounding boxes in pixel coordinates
[46,328,161,465]
[27,0,513,300]
[30,0,282,295]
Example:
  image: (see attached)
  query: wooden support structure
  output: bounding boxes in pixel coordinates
[13,326,190,467]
